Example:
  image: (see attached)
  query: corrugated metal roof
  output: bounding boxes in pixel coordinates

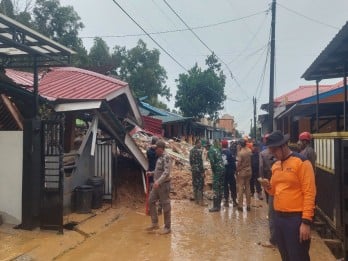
[5,67,129,101]
[302,21,348,80]
[38,67,128,100]
[139,101,191,123]
[274,81,343,105]
[5,69,35,88]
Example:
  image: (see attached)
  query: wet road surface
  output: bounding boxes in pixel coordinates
[57,198,335,261]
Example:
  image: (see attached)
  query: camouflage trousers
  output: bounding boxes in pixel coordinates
[192,171,204,202]
[212,168,225,200]
[149,182,171,229]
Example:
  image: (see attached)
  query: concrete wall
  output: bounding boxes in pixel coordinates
[0,131,23,224]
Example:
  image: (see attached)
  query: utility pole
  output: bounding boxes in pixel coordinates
[253,96,257,140]
[268,0,276,132]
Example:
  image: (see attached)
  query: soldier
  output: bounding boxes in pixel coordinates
[189,139,207,206]
[146,140,172,235]
[207,139,225,212]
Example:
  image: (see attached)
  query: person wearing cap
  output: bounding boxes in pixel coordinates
[189,139,207,206]
[298,131,316,170]
[236,138,252,212]
[146,140,172,235]
[207,139,225,212]
[261,130,316,261]
[221,139,237,207]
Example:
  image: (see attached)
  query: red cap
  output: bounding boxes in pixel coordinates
[221,139,228,148]
[299,131,311,141]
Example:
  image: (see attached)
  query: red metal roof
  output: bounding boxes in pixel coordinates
[274,80,343,105]
[38,67,128,100]
[5,67,129,101]
[5,69,35,88]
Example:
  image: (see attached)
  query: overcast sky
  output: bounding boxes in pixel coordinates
[60,0,348,134]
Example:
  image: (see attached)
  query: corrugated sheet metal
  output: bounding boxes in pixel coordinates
[38,67,128,100]
[274,80,343,105]
[142,115,162,136]
[5,67,129,101]
[5,69,35,87]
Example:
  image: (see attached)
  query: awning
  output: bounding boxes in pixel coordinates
[0,13,75,68]
[275,102,344,119]
[302,22,348,81]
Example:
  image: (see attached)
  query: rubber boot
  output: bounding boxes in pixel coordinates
[209,197,220,212]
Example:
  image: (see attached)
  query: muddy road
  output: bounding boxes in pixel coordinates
[56,199,334,261]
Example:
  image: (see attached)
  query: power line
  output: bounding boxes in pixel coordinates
[111,0,188,72]
[80,9,267,39]
[162,0,249,99]
[277,3,339,30]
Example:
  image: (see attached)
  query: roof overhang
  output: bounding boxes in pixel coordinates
[302,22,348,81]
[54,101,102,112]
[275,102,344,120]
[0,13,75,68]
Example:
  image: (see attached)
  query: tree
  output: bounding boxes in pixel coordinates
[111,39,170,104]
[0,0,14,18]
[32,0,84,49]
[175,53,226,120]
[89,37,111,67]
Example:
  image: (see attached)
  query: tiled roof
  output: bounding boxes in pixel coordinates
[274,80,343,105]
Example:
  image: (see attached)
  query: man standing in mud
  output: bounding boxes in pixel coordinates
[262,130,316,261]
[189,139,206,206]
[207,139,225,212]
[146,140,172,235]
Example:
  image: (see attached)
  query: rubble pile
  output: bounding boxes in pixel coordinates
[131,132,212,200]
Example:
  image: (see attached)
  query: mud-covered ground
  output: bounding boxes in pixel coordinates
[0,141,337,260]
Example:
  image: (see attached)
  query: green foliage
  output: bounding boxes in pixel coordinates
[175,53,226,120]
[111,39,170,102]
[89,37,111,67]
[0,0,14,18]
[32,0,84,50]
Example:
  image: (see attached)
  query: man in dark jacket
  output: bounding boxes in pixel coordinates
[250,143,263,200]
[221,139,237,207]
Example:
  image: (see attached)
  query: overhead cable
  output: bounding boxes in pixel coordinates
[80,9,267,39]
[162,0,248,99]
[277,3,339,30]
[111,0,188,72]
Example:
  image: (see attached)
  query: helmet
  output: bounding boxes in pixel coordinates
[221,139,228,148]
[299,131,311,141]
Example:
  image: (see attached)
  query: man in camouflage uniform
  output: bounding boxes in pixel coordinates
[146,140,172,234]
[189,139,206,206]
[207,139,225,212]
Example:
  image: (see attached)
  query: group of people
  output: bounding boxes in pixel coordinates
[144,130,317,261]
[189,136,263,213]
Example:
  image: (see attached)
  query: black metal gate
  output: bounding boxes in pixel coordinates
[40,116,64,233]
[95,138,114,201]
[341,139,348,259]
